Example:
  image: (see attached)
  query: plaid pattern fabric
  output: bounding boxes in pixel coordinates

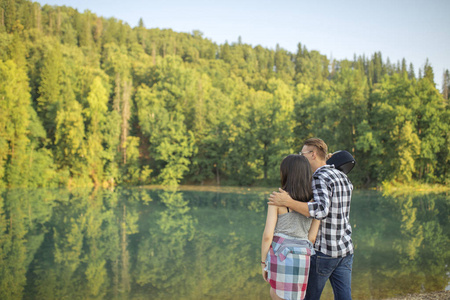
[265,234,314,300]
[307,165,353,258]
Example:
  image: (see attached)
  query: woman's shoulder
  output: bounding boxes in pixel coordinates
[277,206,289,215]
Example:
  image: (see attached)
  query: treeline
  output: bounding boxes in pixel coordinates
[0,0,449,188]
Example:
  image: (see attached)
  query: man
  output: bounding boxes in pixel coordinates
[268,138,354,300]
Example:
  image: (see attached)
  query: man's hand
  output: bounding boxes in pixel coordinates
[268,188,292,207]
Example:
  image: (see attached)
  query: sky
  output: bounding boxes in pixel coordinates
[36,0,450,89]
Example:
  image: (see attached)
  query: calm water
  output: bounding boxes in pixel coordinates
[0,187,448,299]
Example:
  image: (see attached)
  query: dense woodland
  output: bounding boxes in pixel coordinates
[0,0,449,188]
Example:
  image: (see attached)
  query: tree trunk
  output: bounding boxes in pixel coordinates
[216,165,220,185]
[121,80,131,165]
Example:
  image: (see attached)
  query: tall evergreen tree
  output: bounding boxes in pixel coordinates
[442,69,449,100]
[37,42,63,137]
[415,69,448,181]
[84,76,109,185]
[54,79,87,186]
[0,60,30,187]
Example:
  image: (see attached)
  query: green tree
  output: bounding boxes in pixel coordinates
[36,41,63,137]
[54,80,87,186]
[136,83,194,185]
[415,72,448,182]
[294,44,330,90]
[84,76,109,186]
[136,56,196,185]
[362,73,421,182]
[327,65,369,152]
[249,78,293,183]
[0,60,31,187]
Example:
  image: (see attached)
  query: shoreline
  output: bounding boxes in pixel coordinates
[383,291,449,300]
[381,181,450,194]
[138,183,450,195]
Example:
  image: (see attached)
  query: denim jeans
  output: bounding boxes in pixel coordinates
[304,251,353,300]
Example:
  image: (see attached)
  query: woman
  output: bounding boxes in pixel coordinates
[261,155,320,300]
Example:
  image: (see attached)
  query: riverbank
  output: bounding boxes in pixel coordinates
[384,291,449,299]
[139,184,277,194]
[381,181,450,195]
[140,182,450,196]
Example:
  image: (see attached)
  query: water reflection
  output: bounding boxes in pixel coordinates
[0,187,448,299]
[350,191,450,300]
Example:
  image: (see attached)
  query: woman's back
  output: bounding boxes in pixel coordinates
[274,211,312,240]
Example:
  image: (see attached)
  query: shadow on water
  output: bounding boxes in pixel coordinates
[0,187,448,299]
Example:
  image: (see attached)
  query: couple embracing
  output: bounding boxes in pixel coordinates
[261,138,354,300]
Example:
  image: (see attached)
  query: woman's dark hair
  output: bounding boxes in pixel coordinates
[280,155,313,202]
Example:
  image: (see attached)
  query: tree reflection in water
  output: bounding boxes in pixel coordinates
[0,187,447,299]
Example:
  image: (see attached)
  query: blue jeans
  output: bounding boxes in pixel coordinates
[304,251,353,300]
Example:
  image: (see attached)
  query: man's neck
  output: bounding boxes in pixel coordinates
[312,161,326,173]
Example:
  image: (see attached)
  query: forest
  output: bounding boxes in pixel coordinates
[0,0,449,188]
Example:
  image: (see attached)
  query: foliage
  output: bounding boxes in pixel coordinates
[0,0,448,187]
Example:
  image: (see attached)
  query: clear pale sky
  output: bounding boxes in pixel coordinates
[36,0,450,89]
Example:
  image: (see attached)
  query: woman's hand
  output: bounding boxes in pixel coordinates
[262,264,268,282]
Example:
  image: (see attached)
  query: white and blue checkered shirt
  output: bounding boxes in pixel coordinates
[307,165,354,258]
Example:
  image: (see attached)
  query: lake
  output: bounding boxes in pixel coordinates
[0,186,448,299]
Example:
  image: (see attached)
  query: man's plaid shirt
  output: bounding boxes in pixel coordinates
[307,165,354,258]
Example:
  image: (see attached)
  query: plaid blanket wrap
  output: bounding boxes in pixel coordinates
[265,234,315,300]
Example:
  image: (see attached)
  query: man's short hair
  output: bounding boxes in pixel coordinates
[304,138,328,160]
